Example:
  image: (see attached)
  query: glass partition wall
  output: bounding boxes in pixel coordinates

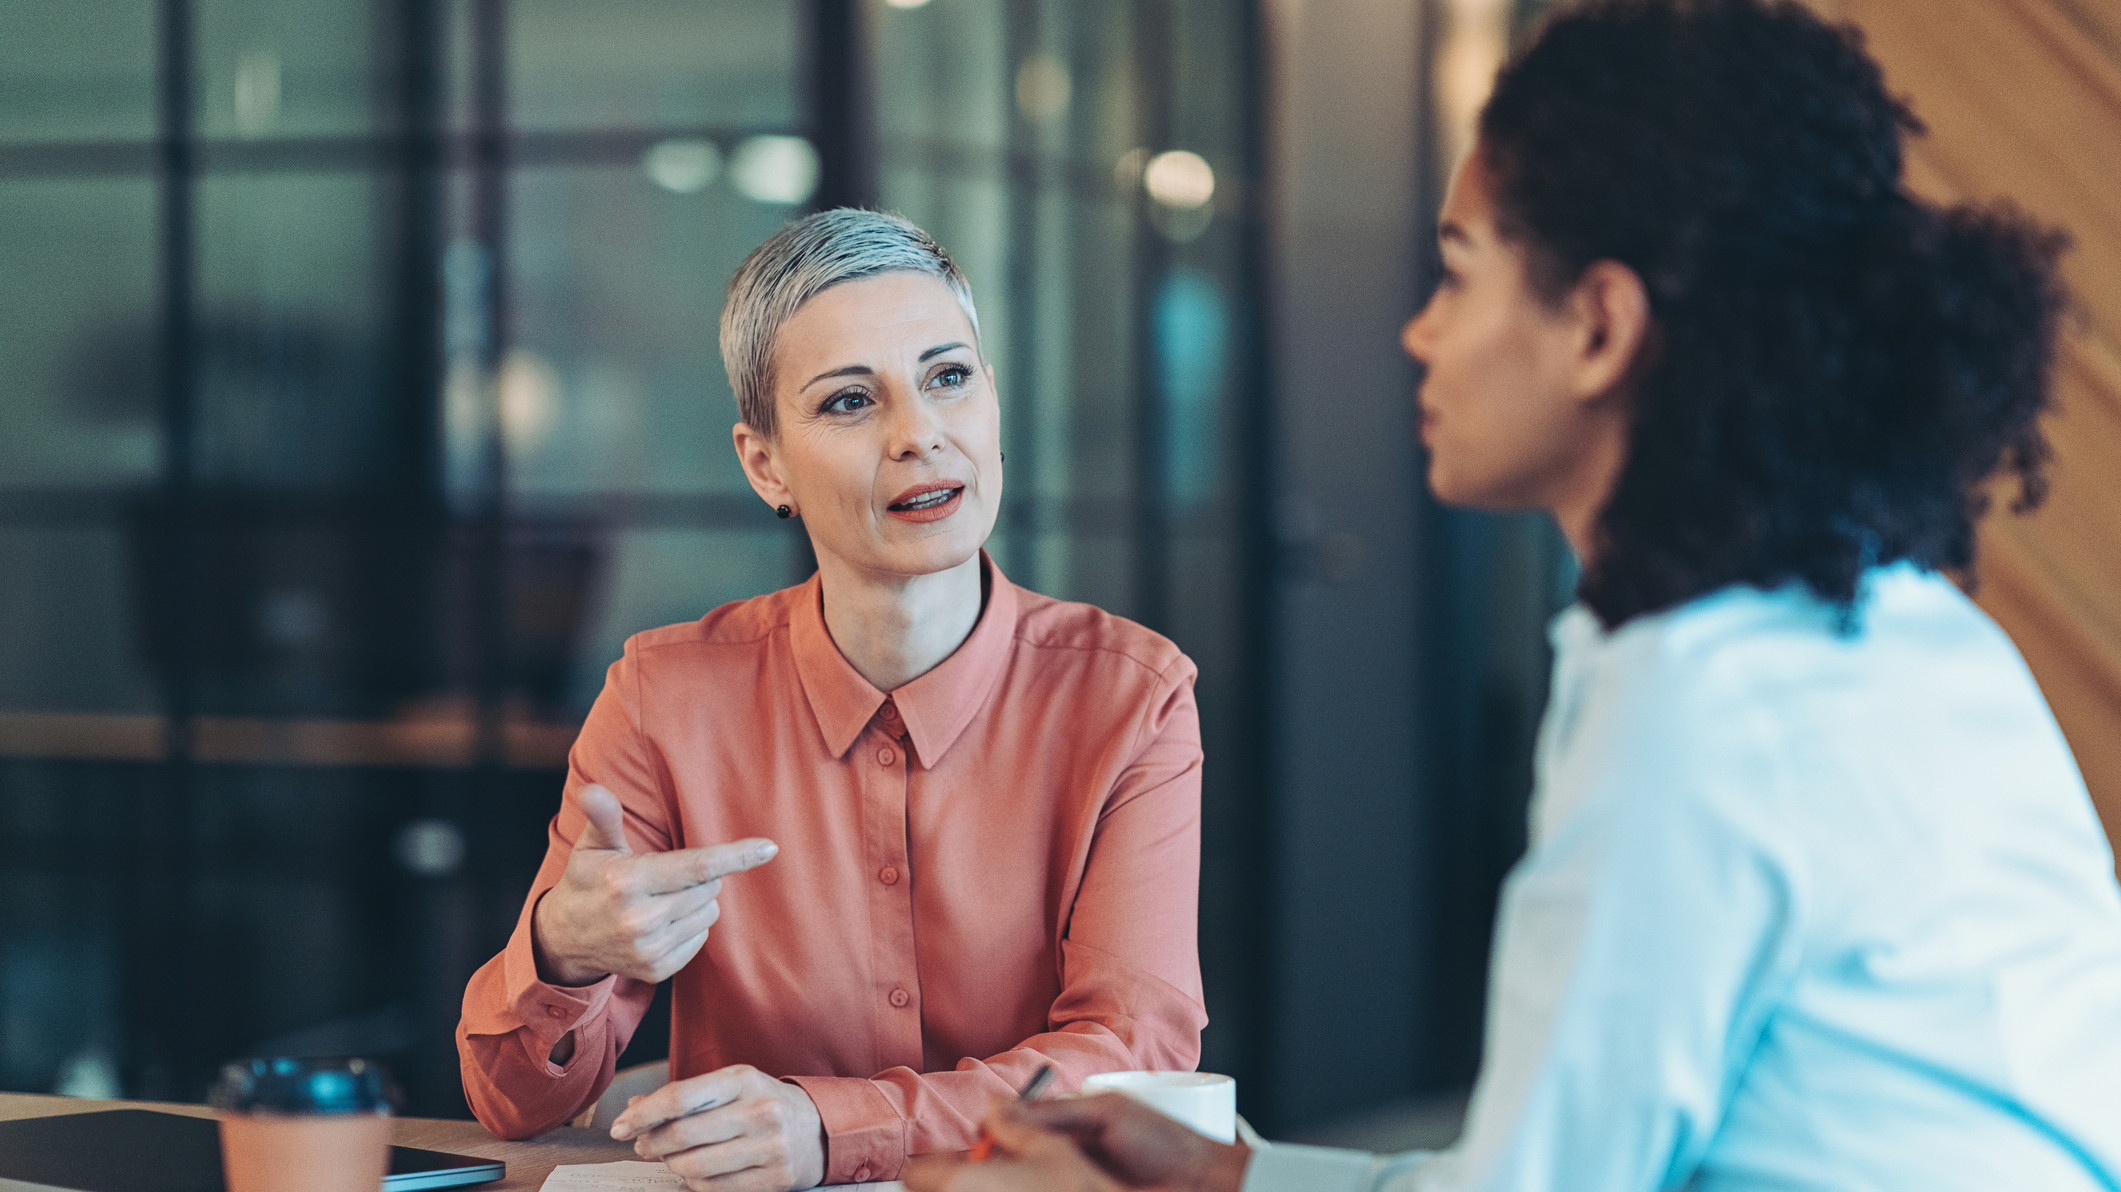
[0,0,1269,1116]
[868,0,1273,1088]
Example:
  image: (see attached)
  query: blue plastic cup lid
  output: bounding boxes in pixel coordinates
[209,1057,397,1115]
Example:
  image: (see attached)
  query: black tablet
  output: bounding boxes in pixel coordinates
[0,1108,504,1192]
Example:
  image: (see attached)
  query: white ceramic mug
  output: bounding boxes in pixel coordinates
[1081,1071,1237,1143]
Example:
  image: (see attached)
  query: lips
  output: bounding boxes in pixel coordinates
[886,481,966,523]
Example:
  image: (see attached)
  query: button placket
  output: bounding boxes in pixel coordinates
[861,721,923,1071]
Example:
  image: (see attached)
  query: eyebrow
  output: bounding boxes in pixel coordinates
[802,363,872,390]
[800,343,972,392]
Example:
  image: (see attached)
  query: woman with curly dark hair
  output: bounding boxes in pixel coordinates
[906,1,2121,1190]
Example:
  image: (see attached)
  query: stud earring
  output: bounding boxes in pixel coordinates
[776,505,792,519]
[1001,451,1006,463]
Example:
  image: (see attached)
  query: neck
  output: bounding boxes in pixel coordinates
[815,549,986,693]
[1554,500,1600,568]
[1548,413,1630,571]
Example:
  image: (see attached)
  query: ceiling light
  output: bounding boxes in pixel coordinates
[1015,54,1072,123]
[1144,150,1215,210]
[642,138,721,194]
[731,136,820,206]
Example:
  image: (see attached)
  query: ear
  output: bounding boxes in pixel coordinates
[1564,259,1652,405]
[731,421,795,513]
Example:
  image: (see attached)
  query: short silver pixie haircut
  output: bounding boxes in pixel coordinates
[720,208,981,436]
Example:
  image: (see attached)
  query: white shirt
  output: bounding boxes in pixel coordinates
[1247,565,2121,1192]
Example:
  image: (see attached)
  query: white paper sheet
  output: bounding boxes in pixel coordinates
[538,1160,905,1192]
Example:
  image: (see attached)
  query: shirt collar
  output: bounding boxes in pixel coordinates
[1546,602,1606,659]
[790,550,1020,767]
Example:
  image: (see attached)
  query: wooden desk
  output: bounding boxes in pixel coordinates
[0,1092,634,1190]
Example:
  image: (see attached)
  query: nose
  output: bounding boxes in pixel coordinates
[1401,300,1436,366]
[887,386,947,460]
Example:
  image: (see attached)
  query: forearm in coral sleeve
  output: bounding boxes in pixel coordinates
[456,878,657,1138]
[459,650,670,1138]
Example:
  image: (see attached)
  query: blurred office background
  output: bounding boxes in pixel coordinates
[3,0,2116,1144]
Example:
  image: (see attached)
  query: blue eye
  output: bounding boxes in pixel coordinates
[820,390,872,414]
[928,364,972,390]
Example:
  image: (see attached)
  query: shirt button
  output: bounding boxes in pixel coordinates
[889,987,911,1008]
[879,865,899,886]
[877,746,896,766]
[546,1007,565,1019]
[854,1167,872,1182]
[879,702,898,721]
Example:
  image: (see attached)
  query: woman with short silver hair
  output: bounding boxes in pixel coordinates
[457,209,1208,1192]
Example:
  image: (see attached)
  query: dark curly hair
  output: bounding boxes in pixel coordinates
[1478,0,2070,628]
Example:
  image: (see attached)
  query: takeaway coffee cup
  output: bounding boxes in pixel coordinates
[210,1057,396,1192]
[1082,1071,1237,1143]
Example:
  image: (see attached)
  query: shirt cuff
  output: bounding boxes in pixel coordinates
[787,1074,904,1184]
[1242,1142,1390,1192]
[500,899,617,1051]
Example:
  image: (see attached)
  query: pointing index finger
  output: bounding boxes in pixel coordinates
[634,837,778,894]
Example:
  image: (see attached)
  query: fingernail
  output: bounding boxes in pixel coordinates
[756,841,778,860]
[610,1123,630,1140]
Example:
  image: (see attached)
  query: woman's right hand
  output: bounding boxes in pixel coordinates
[530,783,778,988]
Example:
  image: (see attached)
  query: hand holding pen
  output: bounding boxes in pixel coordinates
[967,1064,1057,1161]
[905,1080,1251,1192]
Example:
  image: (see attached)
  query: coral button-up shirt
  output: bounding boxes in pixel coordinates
[456,555,1206,1183]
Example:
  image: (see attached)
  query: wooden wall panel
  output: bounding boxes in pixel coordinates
[1822,0,2121,863]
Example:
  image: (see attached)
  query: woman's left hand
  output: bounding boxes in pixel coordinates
[903,1104,1127,1192]
[610,1065,826,1192]
[904,1096,1251,1192]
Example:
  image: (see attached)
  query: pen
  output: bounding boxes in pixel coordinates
[967,1063,1057,1162]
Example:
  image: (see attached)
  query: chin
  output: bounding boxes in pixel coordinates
[881,531,986,578]
[1425,460,1476,508]
[1426,461,1514,512]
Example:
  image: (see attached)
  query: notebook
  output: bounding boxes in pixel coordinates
[0,1108,503,1191]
